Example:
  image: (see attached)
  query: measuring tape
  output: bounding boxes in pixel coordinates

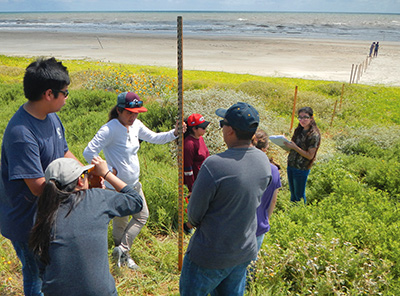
[177,16,184,271]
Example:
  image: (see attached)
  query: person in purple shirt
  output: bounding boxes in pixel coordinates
[251,129,281,253]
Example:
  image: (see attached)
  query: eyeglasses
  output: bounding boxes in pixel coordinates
[219,120,230,128]
[80,170,89,179]
[125,99,144,108]
[53,89,69,97]
[298,116,311,120]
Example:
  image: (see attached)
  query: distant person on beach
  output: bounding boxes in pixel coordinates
[369,42,375,57]
[374,41,379,57]
[0,57,81,296]
[29,157,143,296]
[251,129,281,253]
[284,107,321,204]
[83,92,185,270]
[179,102,272,296]
[183,113,210,235]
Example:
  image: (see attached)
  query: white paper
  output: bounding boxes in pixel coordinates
[269,135,291,151]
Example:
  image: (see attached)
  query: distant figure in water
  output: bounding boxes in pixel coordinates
[369,42,375,57]
[374,42,379,57]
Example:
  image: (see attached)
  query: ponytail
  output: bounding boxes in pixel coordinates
[29,178,83,265]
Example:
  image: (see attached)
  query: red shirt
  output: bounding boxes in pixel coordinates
[184,135,210,191]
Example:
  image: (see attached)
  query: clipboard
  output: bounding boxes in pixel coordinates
[269,135,291,151]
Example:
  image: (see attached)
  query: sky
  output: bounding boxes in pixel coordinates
[0,0,399,14]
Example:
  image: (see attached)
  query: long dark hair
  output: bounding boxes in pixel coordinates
[184,117,196,139]
[292,107,321,168]
[29,179,84,265]
[108,106,125,122]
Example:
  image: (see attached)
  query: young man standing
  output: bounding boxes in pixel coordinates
[179,102,272,296]
[0,57,80,296]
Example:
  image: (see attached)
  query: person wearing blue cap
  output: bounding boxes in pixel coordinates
[83,92,184,270]
[179,102,272,296]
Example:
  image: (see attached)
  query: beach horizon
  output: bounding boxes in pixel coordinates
[1,30,399,86]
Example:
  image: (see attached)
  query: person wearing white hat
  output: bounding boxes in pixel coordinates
[29,156,143,296]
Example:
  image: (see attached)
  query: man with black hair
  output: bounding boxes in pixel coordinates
[0,57,80,296]
[180,102,272,296]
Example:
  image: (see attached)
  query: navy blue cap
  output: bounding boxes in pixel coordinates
[215,102,259,132]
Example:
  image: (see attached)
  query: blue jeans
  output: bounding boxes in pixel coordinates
[256,234,265,254]
[287,166,310,204]
[12,241,44,296]
[180,255,251,296]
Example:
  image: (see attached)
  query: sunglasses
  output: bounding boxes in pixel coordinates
[125,99,144,108]
[219,120,231,128]
[298,116,311,120]
[53,89,69,97]
[80,170,89,179]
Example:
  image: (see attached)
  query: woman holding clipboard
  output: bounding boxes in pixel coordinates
[284,107,321,204]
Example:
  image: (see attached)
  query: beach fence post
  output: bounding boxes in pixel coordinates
[177,16,184,271]
[290,86,298,133]
[339,83,344,111]
[330,100,338,127]
[352,65,358,84]
[365,56,368,72]
[349,64,354,84]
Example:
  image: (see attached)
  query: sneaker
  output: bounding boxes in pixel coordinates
[122,252,140,270]
[112,246,124,268]
[183,222,193,235]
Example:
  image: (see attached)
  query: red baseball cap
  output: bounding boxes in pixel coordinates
[117,92,148,113]
[187,113,210,129]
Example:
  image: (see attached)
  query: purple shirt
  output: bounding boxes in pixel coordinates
[256,163,281,236]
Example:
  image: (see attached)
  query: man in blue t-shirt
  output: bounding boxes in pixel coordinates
[0,57,80,296]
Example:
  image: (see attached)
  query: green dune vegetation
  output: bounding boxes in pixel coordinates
[1,54,400,295]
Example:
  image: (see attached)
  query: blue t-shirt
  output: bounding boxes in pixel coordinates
[0,105,68,242]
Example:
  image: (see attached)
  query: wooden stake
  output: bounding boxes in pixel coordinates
[330,100,338,127]
[352,65,358,83]
[349,64,354,84]
[96,36,103,49]
[290,86,298,133]
[339,83,344,111]
[177,16,184,271]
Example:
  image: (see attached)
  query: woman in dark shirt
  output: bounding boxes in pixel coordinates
[284,107,321,204]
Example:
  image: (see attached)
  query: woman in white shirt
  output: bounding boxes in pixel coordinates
[83,92,181,270]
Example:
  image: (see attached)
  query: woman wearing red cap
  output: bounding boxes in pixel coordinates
[83,92,182,270]
[183,113,210,234]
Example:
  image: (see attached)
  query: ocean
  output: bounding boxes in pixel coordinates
[0,11,399,42]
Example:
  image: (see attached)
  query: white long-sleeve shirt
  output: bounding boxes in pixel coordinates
[83,118,176,187]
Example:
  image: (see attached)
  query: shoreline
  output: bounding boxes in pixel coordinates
[1,30,399,86]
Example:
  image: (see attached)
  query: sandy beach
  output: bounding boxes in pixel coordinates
[1,30,399,86]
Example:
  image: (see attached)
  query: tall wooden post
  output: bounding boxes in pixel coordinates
[339,83,344,111]
[177,16,184,271]
[290,86,298,133]
[330,100,338,127]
